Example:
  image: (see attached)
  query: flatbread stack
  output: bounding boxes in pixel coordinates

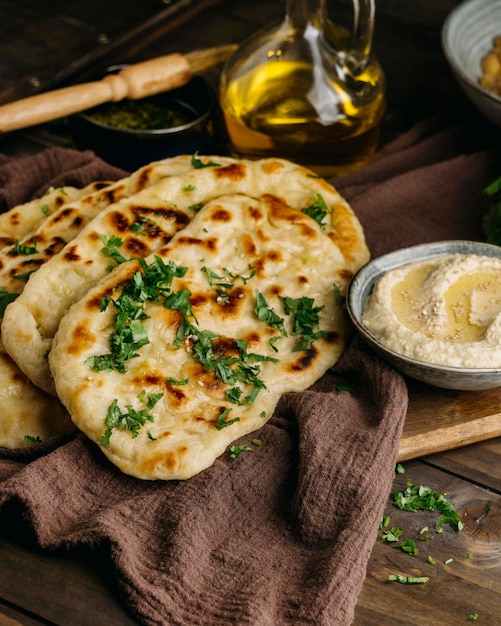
[1,154,370,479]
[0,154,199,448]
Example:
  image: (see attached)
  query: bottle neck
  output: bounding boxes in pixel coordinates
[283,0,375,72]
[284,0,325,31]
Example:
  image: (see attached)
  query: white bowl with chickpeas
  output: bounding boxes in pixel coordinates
[442,0,501,128]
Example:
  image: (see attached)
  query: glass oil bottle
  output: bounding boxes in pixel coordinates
[219,0,386,177]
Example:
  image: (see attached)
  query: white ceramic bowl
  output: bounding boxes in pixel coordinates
[442,0,501,128]
[347,240,501,390]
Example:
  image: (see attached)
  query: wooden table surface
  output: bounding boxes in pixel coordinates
[0,0,500,624]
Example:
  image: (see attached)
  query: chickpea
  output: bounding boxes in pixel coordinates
[479,35,501,97]
[482,52,501,76]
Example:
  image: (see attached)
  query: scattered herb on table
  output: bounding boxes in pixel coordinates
[387,574,429,585]
[381,526,403,543]
[392,479,463,531]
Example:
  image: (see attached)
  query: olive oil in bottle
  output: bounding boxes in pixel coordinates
[219,0,386,178]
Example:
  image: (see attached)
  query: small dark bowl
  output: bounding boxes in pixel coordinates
[70,71,214,171]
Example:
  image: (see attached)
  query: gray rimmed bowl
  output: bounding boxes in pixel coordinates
[442,0,501,128]
[347,240,501,390]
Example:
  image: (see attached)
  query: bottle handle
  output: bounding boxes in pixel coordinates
[349,0,375,72]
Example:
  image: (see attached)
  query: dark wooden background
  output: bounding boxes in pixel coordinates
[0,0,475,158]
[0,1,500,625]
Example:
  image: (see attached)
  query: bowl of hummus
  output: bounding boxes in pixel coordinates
[347,240,501,390]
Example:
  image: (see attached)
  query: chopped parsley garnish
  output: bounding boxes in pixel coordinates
[182,184,196,191]
[14,239,38,255]
[87,255,275,407]
[98,234,128,267]
[301,193,329,230]
[14,269,37,282]
[202,265,256,293]
[333,283,346,309]
[223,266,256,285]
[393,479,463,531]
[279,295,327,351]
[24,435,42,444]
[131,216,157,235]
[215,407,240,430]
[201,266,224,286]
[255,291,287,340]
[184,327,276,405]
[99,392,163,446]
[191,152,220,169]
[189,202,205,212]
[137,390,164,408]
[86,256,188,372]
[167,377,189,386]
[0,288,19,316]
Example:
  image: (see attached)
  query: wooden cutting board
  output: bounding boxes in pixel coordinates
[398,379,501,460]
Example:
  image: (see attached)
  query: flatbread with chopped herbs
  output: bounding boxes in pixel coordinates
[0,155,202,448]
[0,182,108,248]
[49,173,369,480]
[4,155,367,401]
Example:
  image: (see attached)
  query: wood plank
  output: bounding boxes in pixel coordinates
[354,460,501,625]
[399,380,501,461]
[0,603,43,626]
[0,0,219,105]
[2,454,499,626]
[0,535,138,626]
[424,437,501,493]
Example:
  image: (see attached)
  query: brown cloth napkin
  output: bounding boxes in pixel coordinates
[0,121,499,626]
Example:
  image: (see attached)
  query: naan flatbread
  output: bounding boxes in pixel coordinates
[49,190,367,480]
[0,183,105,246]
[0,155,200,447]
[0,334,72,446]
[0,154,200,294]
[4,156,367,399]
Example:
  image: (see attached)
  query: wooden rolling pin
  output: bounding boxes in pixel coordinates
[0,44,236,133]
